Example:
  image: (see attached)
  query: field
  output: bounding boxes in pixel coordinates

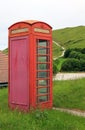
[53,78,85,110]
[0,78,85,130]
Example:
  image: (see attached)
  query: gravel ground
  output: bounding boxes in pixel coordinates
[53,107,85,117]
[53,73,85,80]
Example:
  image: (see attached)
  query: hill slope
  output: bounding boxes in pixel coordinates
[52,26,85,49]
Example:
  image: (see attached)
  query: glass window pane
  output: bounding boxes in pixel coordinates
[37,48,49,55]
[37,64,50,70]
[37,95,48,103]
[37,72,49,78]
[37,56,49,62]
[37,88,48,94]
[37,80,49,86]
[37,40,49,47]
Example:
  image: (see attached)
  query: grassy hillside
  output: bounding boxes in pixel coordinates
[52,26,85,49]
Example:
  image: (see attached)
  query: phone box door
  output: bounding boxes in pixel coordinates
[9,36,29,108]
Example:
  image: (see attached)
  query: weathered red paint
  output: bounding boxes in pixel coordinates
[8,20,52,111]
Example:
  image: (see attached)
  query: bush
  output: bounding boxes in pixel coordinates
[80,59,85,71]
[61,58,85,72]
[69,51,78,58]
[81,48,85,54]
[69,51,85,60]
[64,48,85,60]
[64,48,72,58]
[61,58,81,72]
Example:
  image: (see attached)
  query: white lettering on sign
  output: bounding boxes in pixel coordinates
[11,28,29,34]
[34,28,50,34]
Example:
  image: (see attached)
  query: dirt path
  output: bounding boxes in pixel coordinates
[53,107,85,117]
[53,41,65,60]
[53,72,85,80]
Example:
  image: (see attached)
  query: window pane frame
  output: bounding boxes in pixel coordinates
[37,63,50,70]
[36,79,50,87]
[37,87,49,95]
[37,39,49,47]
[37,47,50,55]
[37,95,49,103]
[37,71,49,78]
[37,56,50,62]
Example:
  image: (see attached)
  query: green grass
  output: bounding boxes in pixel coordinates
[0,87,85,129]
[52,26,85,49]
[54,57,66,71]
[53,78,85,110]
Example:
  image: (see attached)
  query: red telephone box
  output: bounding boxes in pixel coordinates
[8,20,52,111]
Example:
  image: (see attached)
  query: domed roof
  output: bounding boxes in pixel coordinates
[23,20,39,24]
[9,20,52,29]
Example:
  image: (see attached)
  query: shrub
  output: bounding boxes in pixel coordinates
[69,51,85,60]
[64,48,85,60]
[81,48,85,54]
[61,58,81,72]
[80,59,85,71]
[64,48,85,58]
[69,51,78,58]
[64,48,72,58]
[69,51,82,59]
